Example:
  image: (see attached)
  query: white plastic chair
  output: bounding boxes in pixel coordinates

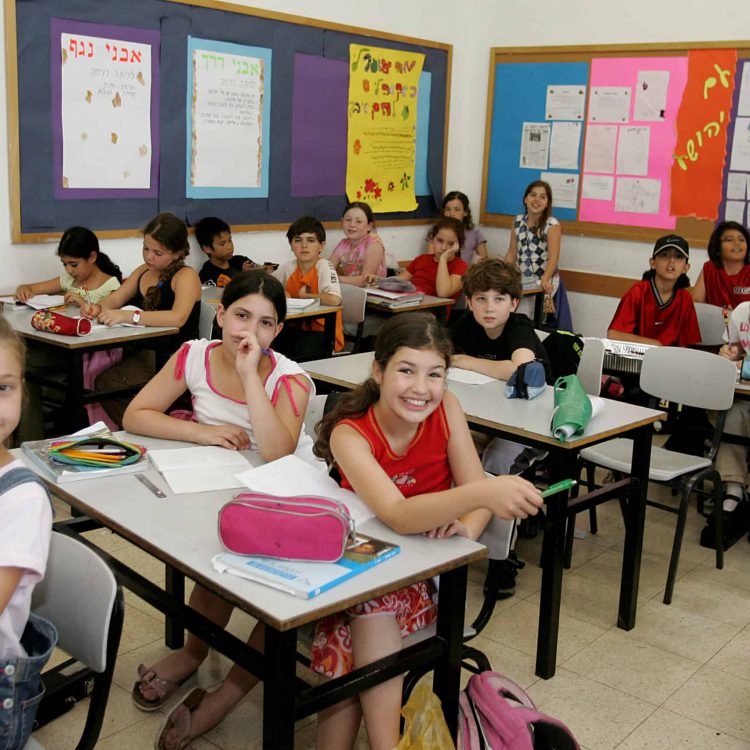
[576,347,736,604]
[339,284,367,353]
[26,531,123,750]
[577,337,605,395]
[695,302,726,347]
[199,301,218,340]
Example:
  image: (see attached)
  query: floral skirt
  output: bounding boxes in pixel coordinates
[310,580,437,678]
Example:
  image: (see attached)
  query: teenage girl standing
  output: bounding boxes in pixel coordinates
[312,313,542,750]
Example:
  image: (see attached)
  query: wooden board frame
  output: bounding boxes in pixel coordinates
[480,42,750,249]
[4,0,452,243]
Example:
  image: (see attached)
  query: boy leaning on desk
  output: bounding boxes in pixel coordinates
[447,257,553,598]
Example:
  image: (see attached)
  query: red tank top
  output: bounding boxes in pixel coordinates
[338,403,452,496]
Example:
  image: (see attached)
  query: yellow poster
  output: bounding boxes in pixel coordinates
[346,44,425,213]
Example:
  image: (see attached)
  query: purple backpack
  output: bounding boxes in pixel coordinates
[458,672,579,750]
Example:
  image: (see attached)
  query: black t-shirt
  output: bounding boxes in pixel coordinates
[199,255,253,286]
[448,310,553,384]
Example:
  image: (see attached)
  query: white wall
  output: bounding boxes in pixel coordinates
[1,0,749,334]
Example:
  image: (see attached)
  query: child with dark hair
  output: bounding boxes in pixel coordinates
[690,221,750,309]
[196,217,271,287]
[608,235,700,347]
[273,216,344,357]
[442,190,487,264]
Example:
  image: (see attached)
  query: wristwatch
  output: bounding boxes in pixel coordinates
[131,310,142,324]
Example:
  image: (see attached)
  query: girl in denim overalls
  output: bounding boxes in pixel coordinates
[0,317,55,750]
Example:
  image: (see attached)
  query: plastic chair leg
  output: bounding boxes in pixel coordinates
[663,482,693,605]
[713,477,724,571]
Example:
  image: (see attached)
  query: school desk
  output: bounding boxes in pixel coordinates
[302,352,663,678]
[2,306,178,432]
[21,434,484,747]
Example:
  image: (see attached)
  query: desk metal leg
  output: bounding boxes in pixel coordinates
[433,565,468,742]
[536,479,567,679]
[66,351,88,432]
[165,565,185,648]
[323,311,337,355]
[619,424,652,630]
[533,291,544,328]
[263,626,297,750]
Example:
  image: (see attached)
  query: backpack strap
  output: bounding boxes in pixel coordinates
[0,467,53,512]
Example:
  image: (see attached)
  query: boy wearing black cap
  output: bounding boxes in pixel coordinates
[608,234,701,347]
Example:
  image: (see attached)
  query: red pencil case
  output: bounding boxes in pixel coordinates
[31,310,92,336]
[217,492,354,563]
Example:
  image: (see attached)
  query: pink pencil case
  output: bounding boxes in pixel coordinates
[217,492,354,563]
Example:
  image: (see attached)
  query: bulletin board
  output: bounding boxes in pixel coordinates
[480,42,750,247]
[4,0,452,242]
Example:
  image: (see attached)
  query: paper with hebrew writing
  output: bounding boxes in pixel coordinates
[346,44,424,212]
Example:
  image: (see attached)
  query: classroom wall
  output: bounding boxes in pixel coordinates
[1,0,749,335]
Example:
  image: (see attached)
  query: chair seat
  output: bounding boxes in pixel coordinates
[580,438,711,482]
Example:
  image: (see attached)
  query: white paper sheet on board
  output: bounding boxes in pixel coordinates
[519,122,551,169]
[727,172,748,201]
[583,125,617,174]
[730,118,750,172]
[541,171,579,210]
[545,85,586,121]
[588,87,631,123]
[614,177,661,214]
[633,70,669,121]
[738,61,750,117]
[616,126,650,176]
[582,174,614,201]
[549,122,582,170]
[725,200,747,224]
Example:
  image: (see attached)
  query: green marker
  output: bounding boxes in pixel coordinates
[541,479,577,497]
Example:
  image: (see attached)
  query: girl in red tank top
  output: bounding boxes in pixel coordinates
[691,221,750,309]
[312,312,543,750]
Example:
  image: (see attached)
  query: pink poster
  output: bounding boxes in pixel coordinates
[579,56,688,229]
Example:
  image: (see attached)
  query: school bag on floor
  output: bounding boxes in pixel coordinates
[458,671,579,750]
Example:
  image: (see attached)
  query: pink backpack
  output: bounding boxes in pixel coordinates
[458,672,579,750]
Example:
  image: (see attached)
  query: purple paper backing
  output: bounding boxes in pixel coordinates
[718,58,749,225]
[290,54,348,197]
[50,17,161,200]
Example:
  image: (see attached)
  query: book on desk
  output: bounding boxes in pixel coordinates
[366,288,425,308]
[212,533,400,599]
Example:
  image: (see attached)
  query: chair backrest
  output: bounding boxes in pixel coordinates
[578,337,605,395]
[31,532,120,672]
[639,346,737,411]
[340,284,367,326]
[534,328,550,342]
[199,301,218,340]
[303,393,328,444]
[694,302,726,346]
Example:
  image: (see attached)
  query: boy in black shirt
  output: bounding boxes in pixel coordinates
[196,217,270,287]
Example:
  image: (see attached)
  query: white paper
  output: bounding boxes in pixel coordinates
[549,122,582,170]
[235,455,374,525]
[540,171,579,210]
[727,172,748,200]
[581,174,614,201]
[191,47,265,188]
[614,177,661,214]
[730,118,750,172]
[633,70,669,122]
[149,446,250,472]
[60,33,152,189]
[519,122,551,169]
[583,125,618,174]
[725,201,747,224]
[545,85,586,121]
[20,295,67,310]
[285,298,318,309]
[446,368,495,386]
[738,61,750,117]
[552,396,605,442]
[616,126,650,176]
[588,87,631,123]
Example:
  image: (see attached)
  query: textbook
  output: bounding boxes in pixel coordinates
[212,534,400,599]
[22,429,149,483]
[366,288,425,306]
[285,297,318,310]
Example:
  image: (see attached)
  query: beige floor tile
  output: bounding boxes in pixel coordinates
[617,707,750,749]
[562,629,701,704]
[664,665,750,741]
[684,549,750,595]
[480,598,606,662]
[117,603,165,656]
[464,634,540,689]
[92,713,222,749]
[80,527,131,554]
[708,623,750,681]
[527,667,656,750]
[525,571,652,629]
[661,574,750,627]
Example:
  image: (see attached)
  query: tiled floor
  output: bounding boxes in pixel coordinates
[34,483,750,749]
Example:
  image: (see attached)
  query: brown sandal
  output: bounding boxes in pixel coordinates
[155,688,206,750]
[132,663,196,712]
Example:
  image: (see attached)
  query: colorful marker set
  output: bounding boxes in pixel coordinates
[48,437,146,468]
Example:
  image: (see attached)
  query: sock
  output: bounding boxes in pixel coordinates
[723,482,744,512]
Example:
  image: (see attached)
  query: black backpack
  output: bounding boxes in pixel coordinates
[542,330,584,381]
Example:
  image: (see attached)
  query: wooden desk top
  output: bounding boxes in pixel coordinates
[1,306,179,350]
[22,434,484,631]
[303,352,663,450]
[366,294,453,313]
[202,287,341,322]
